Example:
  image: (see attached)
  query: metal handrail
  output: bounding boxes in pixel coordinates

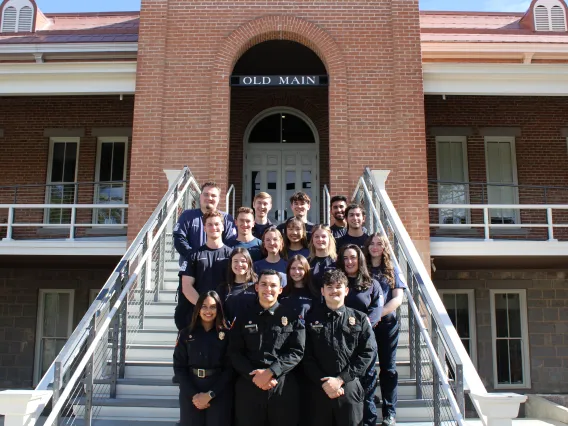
[322,184,331,225]
[429,179,568,191]
[226,184,235,218]
[0,180,128,190]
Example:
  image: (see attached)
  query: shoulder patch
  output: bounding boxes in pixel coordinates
[179,261,187,272]
[173,223,180,232]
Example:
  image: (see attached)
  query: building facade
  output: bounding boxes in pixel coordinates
[0,0,567,395]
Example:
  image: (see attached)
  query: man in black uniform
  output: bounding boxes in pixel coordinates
[329,195,348,238]
[336,204,369,250]
[304,269,376,426]
[177,210,232,330]
[229,270,306,426]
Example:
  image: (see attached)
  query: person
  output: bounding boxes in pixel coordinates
[173,181,236,265]
[280,255,313,319]
[231,207,263,261]
[173,291,233,426]
[303,269,376,426]
[337,244,384,426]
[229,270,306,426]
[176,210,232,331]
[364,233,406,426]
[308,225,337,297]
[282,217,310,259]
[329,195,348,239]
[217,247,258,321]
[336,204,369,250]
[252,192,274,239]
[276,192,314,237]
[254,226,287,287]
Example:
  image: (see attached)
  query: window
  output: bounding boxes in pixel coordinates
[46,137,80,224]
[94,137,128,225]
[435,136,470,225]
[490,290,531,389]
[34,290,74,385]
[1,0,35,33]
[534,0,567,31]
[248,112,315,143]
[439,290,477,366]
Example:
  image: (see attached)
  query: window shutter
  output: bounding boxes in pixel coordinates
[550,5,567,31]
[17,5,33,32]
[534,4,551,31]
[1,6,17,32]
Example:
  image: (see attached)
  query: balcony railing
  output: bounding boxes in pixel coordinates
[0,181,128,241]
[429,180,568,241]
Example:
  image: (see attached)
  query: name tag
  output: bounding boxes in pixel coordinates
[311,324,323,329]
[245,324,258,333]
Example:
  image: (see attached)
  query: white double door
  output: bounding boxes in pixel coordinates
[244,146,319,225]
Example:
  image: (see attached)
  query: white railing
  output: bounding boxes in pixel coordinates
[322,184,331,225]
[226,184,236,218]
[430,203,568,241]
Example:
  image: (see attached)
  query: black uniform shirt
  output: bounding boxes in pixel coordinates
[252,220,273,240]
[217,281,256,322]
[280,286,314,319]
[330,224,347,239]
[336,232,369,250]
[303,304,376,385]
[173,324,233,398]
[178,244,231,293]
[229,300,306,379]
[309,256,336,294]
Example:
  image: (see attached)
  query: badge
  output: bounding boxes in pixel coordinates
[219,331,225,340]
[349,317,356,326]
[188,335,192,339]
[249,321,252,324]
[315,321,319,324]
[281,316,288,326]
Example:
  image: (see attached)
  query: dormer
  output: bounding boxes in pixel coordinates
[520,0,568,32]
[0,0,48,33]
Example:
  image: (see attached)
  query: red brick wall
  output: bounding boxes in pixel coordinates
[0,96,134,238]
[425,95,568,240]
[132,0,429,246]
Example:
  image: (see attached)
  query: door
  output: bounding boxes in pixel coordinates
[485,137,519,224]
[244,148,319,225]
[436,136,469,224]
[45,137,79,224]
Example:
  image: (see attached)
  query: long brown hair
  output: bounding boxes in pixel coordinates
[336,244,372,291]
[282,217,308,259]
[308,224,337,261]
[363,233,395,289]
[188,291,226,333]
[282,255,311,297]
[260,226,284,257]
[225,247,257,291]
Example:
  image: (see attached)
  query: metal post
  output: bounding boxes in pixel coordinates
[119,269,128,380]
[69,207,77,240]
[84,317,96,426]
[483,208,490,240]
[139,235,149,329]
[547,208,555,241]
[109,279,120,399]
[455,363,465,415]
[4,207,14,240]
[53,361,62,426]
[432,319,441,425]
[414,283,423,400]
[407,265,416,380]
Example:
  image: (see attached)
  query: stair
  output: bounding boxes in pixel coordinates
[70,257,445,426]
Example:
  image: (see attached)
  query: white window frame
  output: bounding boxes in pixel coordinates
[33,289,75,385]
[435,136,470,225]
[93,136,129,224]
[484,136,520,225]
[438,289,477,367]
[489,289,531,389]
[45,137,81,224]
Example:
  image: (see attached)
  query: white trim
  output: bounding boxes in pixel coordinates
[0,62,136,95]
[0,238,127,256]
[438,289,478,367]
[489,289,531,390]
[423,63,568,96]
[33,289,75,386]
[430,238,568,256]
[0,42,138,55]
[484,136,520,225]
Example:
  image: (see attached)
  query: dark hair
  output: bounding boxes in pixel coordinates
[336,244,372,291]
[201,181,220,192]
[236,206,254,219]
[322,269,348,288]
[260,226,284,257]
[282,255,311,297]
[282,217,308,258]
[330,195,348,206]
[188,291,226,333]
[202,209,223,224]
[363,233,395,289]
[289,191,311,204]
[257,269,282,286]
[225,247,257,290]
[345,203,366,220]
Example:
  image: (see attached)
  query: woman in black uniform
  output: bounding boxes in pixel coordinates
[280,254,313,318]
[173,291,233,426]
[217,247,257,321]
[282,217,310,259]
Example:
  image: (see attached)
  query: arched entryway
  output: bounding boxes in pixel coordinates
[243,107,320,224]
[228,40,329,224]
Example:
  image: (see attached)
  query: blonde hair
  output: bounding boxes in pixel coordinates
[364,233,395,289]
[308,224,337,261]
[253,192,272,202]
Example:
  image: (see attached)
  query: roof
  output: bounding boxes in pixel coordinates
[0,12,139,44]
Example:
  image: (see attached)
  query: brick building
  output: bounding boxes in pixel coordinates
[0,0,567,399]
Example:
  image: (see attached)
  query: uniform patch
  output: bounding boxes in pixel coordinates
[349,316,356,326]
[218,331,225,340]
[281,316,288,326]
[173,223,180,232]
[179,261,187,272]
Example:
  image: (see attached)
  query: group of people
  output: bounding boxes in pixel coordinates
[172,182,406,426]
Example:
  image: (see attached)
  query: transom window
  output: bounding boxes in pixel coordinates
[248,112,315,144]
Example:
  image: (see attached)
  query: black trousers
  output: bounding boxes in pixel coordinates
[234,373,299,426]
[308,378,364,426]
[375,315,400,418]
[179,374,233,426]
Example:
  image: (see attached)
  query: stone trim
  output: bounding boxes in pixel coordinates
[43,128,85,137]
[429,126,474,136]
[478,127,521,137]
[91,127,133,137]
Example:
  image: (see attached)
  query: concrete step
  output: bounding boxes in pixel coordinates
[128,302,176,316]
[130,290,177,303]
[138,315,177,330]
[70,420,460,426]
[127,330,178,345]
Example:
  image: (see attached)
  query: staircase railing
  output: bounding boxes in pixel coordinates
[322,184,331,225]
[353,168,485,426]
[29,167,200,426]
